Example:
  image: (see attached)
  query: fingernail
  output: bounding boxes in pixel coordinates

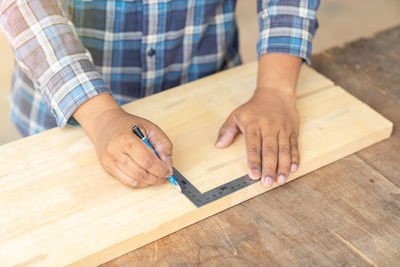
[277,174,287,185]
[263,176,274,187]
[215,136,222,146]
[290,164,298,172]
[249,168,261,180]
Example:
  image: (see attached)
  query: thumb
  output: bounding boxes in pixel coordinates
[215,114,240,148]
[146,124,174,170]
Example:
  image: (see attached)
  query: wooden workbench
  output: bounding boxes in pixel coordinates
[102,27,400,266]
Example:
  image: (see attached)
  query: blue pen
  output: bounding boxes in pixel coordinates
[132,126,182,192]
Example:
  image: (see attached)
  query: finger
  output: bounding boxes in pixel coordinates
[290,133,300,172]
[125,136,172,179]
[216,114,240,148]
[117,153,168,185]
[244,126,262,180]
[103,159,148,188]
[146,124,174,169]
[276,131,291,185]
[261,132,278,187]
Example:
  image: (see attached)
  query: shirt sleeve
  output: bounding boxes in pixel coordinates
[257,0,320,64]
[0,0,112,128]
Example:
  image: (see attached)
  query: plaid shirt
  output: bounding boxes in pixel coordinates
[0,0,319,136]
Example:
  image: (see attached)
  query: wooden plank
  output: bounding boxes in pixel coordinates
[104,155,400,266]
[312,26,400,186]
[106,26,400,266]
[0,62,392,266]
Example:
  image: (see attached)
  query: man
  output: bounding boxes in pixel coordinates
[0,0,320,188]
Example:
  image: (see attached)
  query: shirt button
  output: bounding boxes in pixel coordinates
[147,48,156,57]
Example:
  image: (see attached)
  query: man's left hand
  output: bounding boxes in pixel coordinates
[215,87,299,187]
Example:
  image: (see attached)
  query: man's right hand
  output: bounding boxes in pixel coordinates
[73,94,173,188]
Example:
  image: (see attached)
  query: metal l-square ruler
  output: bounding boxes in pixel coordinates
[173,168,258,207]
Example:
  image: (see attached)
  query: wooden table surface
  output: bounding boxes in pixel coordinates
[102,27,400,266]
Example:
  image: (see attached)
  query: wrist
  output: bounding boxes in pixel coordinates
[256,53,301,101]
[254,86,296,102]
[72,94,122,140]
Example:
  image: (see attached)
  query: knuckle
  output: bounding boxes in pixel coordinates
[110,155,118,164]
[267,120,280,129]
[142,158,153,170]
[263,132,275,138]
[278,161,290,170]
[280,123,289,131]
[265,120,275,128]
[117,133,129,145]
[104,145,114,157]
[279,145,290,154]
[125,141,134,151]
[253,131,261,139]
[262,166,276,175]
[292,153,300,162]
[158,140,173,154]
[263,126,278,137]
[218,126,226,135]
[247,146,260,156]
[248,130,259,138]
[129,179,140,188]
[119,157,129,167]
[162,138,173,149]
[265,145,277,156]
[244,123,258,132]
[134,169,147,181]
[291,142,299,150]
[162,168,171,178]
[121,131,131,140]
[168,141,173,151]
[290,132,298,139]
[248,157,261,167]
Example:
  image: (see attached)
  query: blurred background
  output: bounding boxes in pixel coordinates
[1,0,400,145]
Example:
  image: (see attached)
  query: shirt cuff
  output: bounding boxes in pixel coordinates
[257,14,319,65]
[41,59,112,128]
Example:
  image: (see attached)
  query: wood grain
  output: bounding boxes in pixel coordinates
[312,26,400,186]
[104,26,400,266]
[0,62,392,266]
[102,155,400,266]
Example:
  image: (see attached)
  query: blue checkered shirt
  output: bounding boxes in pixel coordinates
[0,0,319,136]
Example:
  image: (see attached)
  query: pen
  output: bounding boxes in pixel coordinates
[132,126,182,193]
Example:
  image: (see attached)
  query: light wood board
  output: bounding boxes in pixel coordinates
[0,62,393,266]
